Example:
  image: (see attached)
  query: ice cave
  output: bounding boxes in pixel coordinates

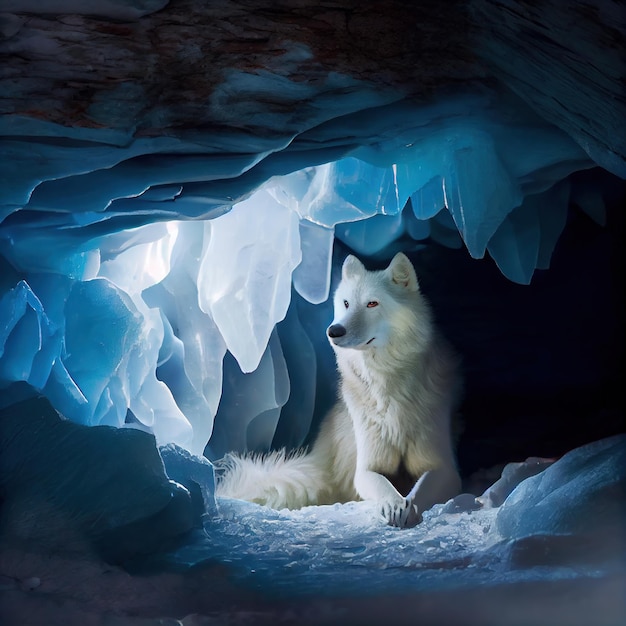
[0,1,624,625]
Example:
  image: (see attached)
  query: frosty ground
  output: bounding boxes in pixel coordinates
[175,439,626,622]
[1,435,625,626]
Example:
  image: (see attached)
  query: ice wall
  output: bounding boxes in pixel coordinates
[0,91,613,456]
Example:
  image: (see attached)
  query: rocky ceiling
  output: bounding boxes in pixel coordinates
[1,0,624,178]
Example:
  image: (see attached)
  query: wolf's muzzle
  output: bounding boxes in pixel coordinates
[327,324,346,339]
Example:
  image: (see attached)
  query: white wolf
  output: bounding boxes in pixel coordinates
[216,252,462,527]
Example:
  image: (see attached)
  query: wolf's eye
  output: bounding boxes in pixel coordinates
[367,301,379,308]
[343,300,349,309]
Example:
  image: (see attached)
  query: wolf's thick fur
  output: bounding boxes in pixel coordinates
[216,253,462,527]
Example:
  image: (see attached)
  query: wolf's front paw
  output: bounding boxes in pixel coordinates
[381,497,422,528]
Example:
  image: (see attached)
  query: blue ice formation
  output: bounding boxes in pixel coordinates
[0,89,613,455]
[496,434,626,538]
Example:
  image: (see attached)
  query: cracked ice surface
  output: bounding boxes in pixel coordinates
[174,497,504,596]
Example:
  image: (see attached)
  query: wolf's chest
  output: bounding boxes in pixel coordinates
[342,376,410,443]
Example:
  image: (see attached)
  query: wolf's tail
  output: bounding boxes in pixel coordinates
[214,448,327,510]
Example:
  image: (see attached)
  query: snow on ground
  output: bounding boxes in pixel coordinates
[164,437,626,619]
[1,438,625,626]
[190,496,503,597]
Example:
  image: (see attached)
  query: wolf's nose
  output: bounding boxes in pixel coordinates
[327,324,346,339]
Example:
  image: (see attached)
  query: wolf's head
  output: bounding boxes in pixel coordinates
[327,252,429,353]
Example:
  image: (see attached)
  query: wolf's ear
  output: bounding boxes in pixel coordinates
[386,252,419,291]
[342,255,365,280]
